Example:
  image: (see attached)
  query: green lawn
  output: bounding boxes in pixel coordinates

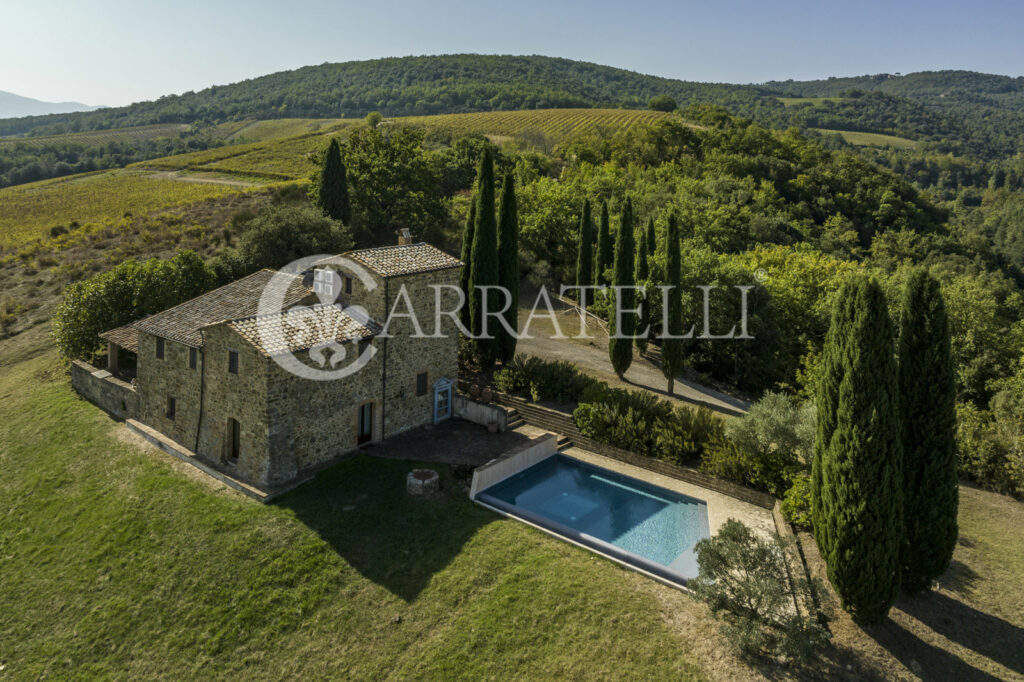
[0,350,708,680]
[812,128,918,149]
[4,340,1024,679]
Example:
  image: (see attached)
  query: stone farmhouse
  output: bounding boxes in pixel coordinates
[72,242,464,495]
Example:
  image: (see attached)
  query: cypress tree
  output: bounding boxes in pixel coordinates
[496,172,519,364]
[575,199,594,308]
[635,220,650,354]
[459,201,476,328]
[608,198,636,378]
[468,149,498,368]
[814,276,903,625]
[315,138,350,223]
[661,213,684,395]
[646,216,656,257]
[595,200,613,286]
[898,269,958,593]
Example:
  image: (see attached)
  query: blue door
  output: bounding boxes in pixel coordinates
[433,377,453,423]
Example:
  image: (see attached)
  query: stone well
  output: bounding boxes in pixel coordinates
[407,468,440,495]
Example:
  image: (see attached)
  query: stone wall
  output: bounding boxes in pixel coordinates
[136,331,203,451]
[195,325,272,487]
[71,360,138,420]
[380,268,461,438]
[264,336,385,476]
[454,395,508,430]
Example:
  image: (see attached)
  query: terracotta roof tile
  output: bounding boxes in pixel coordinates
[132,270,310,348]
[343,242,463,278]
[227,303,381,356]
[99,325,139,354]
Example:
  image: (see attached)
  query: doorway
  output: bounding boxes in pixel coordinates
[357,402,374,444]
[225,418,240,463]
[433,377,453,423]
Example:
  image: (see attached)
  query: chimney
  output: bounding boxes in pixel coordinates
[398,228,413,245]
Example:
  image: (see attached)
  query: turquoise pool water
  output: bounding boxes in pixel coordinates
[477,454,710,583]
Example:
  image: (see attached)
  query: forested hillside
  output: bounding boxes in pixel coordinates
[3,55,1023,189]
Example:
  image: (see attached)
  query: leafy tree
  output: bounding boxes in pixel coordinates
[468,148,499,367]
[645,215,656,256]
[813,276,903,625]
[53,252,215,361]
[365,111,383,127]
[661,213,685,394]
[648,95,678,112]
[575,198,594,307]
[311,137,351,223]
[339,126,447,245]
[459,201,476,328]
[609,198,636,378]
[595,200,613,286]
[496,172,519,363]
[898,269,958,593]
[238,204,352,270]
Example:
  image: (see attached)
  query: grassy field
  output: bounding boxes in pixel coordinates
[0,124,190,148]
[0,171,252,250]
[776,97,848,107]
[0,345,718,680]
[813,128,919,149]
[218,118,352,142]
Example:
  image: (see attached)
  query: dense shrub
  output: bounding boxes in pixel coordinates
[574,383,722,461]
[237,204,352,271]
[690,520,829,663]
[781,472,813,529]
[493,354,596,403]
[956,400,1024,498]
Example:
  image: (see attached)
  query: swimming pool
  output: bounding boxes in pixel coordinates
[475,454,710,585]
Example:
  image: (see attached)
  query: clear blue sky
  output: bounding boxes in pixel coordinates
[3,0,1022,107]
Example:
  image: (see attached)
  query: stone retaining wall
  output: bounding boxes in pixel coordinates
[71,360,138,420]
[454,396,508,431]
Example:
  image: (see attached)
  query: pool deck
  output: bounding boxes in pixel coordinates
[560,445,777,541]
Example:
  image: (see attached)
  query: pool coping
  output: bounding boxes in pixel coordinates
[473,493,695,591]
[472,450,715,590]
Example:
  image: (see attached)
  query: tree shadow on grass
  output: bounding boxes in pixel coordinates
[897,590,1024,676]
[867,618,1005,682]
[275,454,496,602]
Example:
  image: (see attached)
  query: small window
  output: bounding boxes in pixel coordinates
[416,372,428,397]
[344,276,353,295]
[313,268,334,297]
[155,337,164,359]
[228,350,239,374]
[189,347,197,369]
[166,396,176,420]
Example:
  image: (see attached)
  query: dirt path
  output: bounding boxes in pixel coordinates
[139,169,263,187]
[515,304,749,417]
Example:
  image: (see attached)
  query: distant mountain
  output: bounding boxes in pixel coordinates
[0,90,102,119]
